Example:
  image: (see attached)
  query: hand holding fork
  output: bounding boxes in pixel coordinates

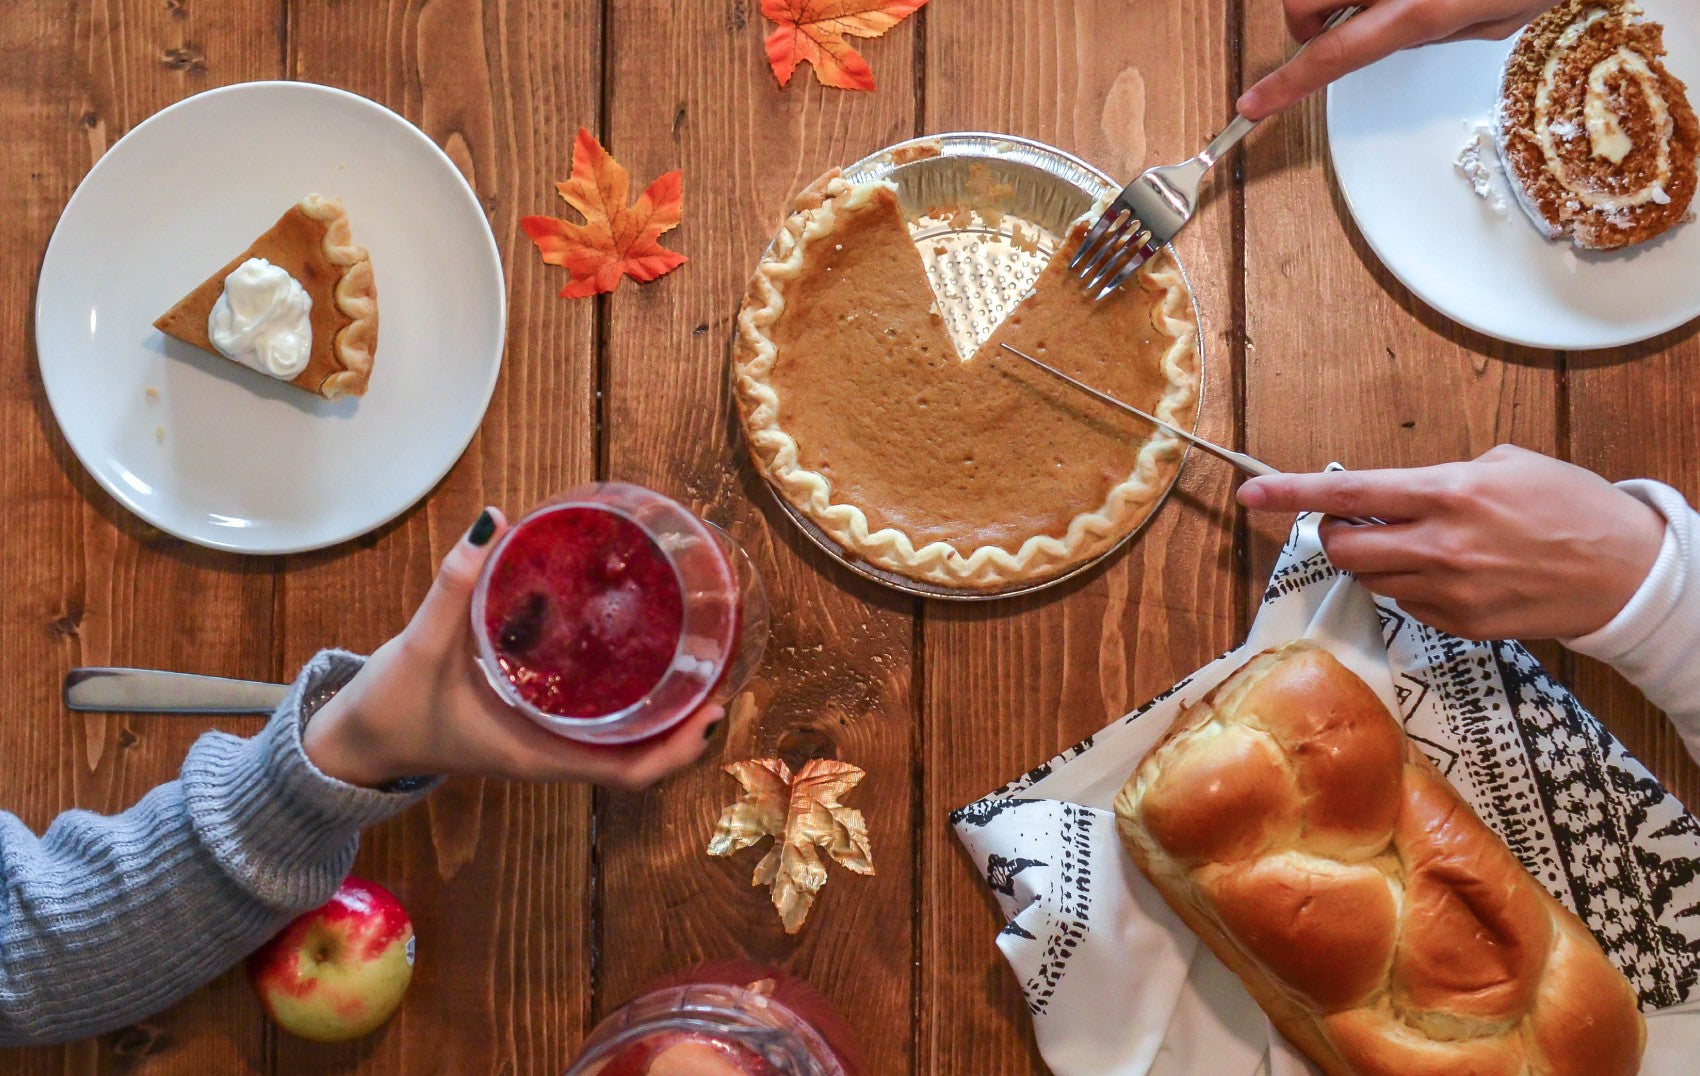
[1071,6,1361,300]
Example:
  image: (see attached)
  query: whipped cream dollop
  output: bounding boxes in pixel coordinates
[207,258,313,379]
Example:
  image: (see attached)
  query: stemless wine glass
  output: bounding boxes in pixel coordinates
[470,482,768,745]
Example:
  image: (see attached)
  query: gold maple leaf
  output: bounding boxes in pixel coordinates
[708,758,874,933]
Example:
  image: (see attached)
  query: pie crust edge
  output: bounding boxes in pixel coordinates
[297,194,379,399]
[733,171,1203,591]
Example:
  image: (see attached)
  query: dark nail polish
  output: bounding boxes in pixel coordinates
[467,509,496,547]
[703,719,724,741]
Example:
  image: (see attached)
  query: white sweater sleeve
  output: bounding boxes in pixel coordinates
[1563,480,1700,763]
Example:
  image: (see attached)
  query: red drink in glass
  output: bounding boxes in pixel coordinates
[472,483,766,745]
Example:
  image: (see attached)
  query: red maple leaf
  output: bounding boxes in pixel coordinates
[762,0,930,91]
[521,128,686,298]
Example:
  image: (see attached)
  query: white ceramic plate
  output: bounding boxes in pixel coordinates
[36,81,505,553]
[1326,0,1699,350]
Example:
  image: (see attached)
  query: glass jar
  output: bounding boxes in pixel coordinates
[568,963,856,1075]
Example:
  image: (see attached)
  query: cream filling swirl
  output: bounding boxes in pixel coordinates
[207,258,314,380]
[1585,54,1638,162]
[1533,7,1674,212]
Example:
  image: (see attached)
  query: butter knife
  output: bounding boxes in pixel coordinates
[64,668,291,714]
[1001,343,1384,526]
[1001,343,1278,476]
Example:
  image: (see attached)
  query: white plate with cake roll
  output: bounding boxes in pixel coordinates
[1326,0,1699,350]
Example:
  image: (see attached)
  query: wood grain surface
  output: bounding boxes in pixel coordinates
[594,5,918,1074]
[0,0,1695,1072]
[919,1,1240,1070]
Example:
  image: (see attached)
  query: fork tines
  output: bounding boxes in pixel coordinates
[1069,206,1160,302]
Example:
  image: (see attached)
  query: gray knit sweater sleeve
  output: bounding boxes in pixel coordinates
[0,650,435,1046]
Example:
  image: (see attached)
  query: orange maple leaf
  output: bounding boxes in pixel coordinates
[521,128,686,298]
[762,0,930,91]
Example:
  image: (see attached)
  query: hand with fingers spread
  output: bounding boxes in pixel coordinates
[1236,445,1666,640]
[1237,0,1558,120]
[302,507,722,791]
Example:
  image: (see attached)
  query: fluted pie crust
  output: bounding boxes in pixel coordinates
[734,171,1200,591]
[154,194,378,399]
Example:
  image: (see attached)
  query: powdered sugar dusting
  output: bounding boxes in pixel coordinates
[1455,123,1509,214]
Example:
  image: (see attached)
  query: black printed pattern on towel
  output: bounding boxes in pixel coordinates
[1020,804,1095,1017]
[1400,624,1561,888]
[986,855,1046,897]
[1489,640,1700,1009]
[1262,550,1334,604]
[950,796,1023,829]
[1388,606,1700,1009]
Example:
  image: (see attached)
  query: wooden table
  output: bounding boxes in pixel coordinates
[3,1,1695,1072]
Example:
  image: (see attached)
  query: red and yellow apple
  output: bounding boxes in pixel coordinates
[248,875,415,1042]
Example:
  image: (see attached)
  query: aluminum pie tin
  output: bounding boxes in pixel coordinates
[747,132,1206,602]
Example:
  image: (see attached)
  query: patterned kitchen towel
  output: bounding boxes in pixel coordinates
[952,510,1700,1075]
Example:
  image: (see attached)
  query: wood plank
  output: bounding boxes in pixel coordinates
[1237,12,1560,591]
[0,1,282,1070]
[1568,331,1700,807]
[919,1,1240,1070]
[276,1,601,1072]
[596,4,919,1072]
[0,10,102,1072]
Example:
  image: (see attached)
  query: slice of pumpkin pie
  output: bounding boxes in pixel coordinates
[155,194,378,398]
[733,170,1200,591]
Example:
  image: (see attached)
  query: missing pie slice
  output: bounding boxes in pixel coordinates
[734,169,1201,591]
[155,194,378,398]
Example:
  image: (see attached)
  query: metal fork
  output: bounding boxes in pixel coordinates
[1071,5,1362,300]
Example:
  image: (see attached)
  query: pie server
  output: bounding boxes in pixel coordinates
[64,667,290,714]
[1000,343,1383,526]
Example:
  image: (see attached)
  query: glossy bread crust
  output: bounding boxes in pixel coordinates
[1114,641,1645,1075]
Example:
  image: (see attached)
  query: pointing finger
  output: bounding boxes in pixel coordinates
[1238,0,1445,119]
[407,507,509,654]
[1238,468,1448,520]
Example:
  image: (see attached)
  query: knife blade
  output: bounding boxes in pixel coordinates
[1000,343,1280,477]
[1000,343,1384,526]
[64,668,292,714]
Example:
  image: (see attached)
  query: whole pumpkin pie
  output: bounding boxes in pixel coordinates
[734,170,1200,590]
[155,194,378,399]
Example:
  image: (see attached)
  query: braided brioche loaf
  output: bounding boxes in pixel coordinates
[1113,641,1644,1075]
